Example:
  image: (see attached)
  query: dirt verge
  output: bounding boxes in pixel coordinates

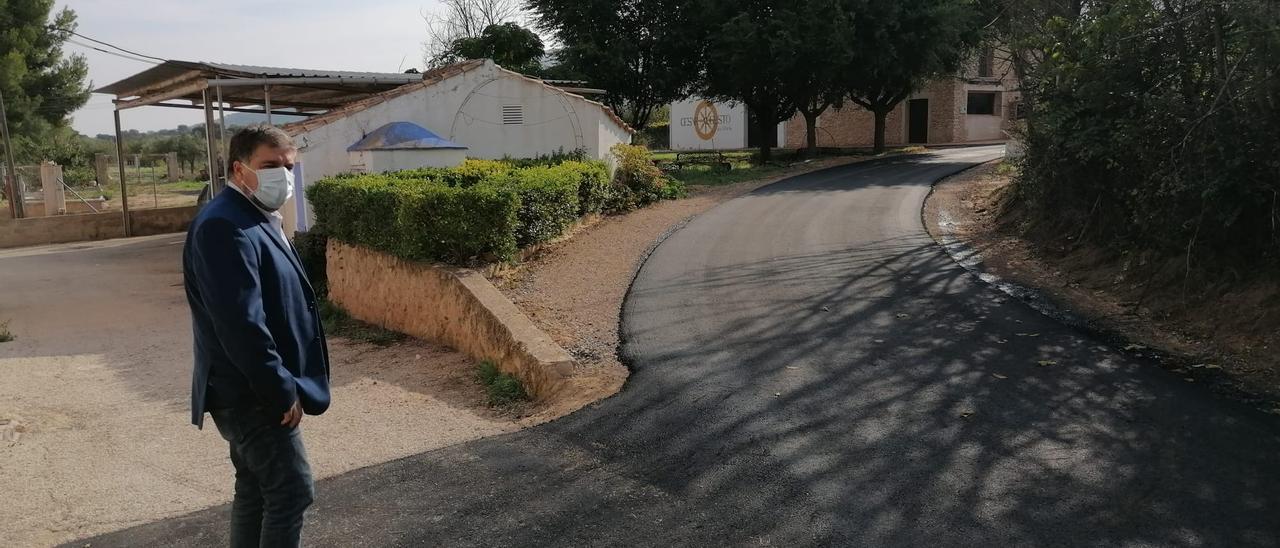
[924,162,1280,412]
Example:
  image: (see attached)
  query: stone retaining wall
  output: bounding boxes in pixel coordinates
[326,240,574,399]
[0,205,198,249]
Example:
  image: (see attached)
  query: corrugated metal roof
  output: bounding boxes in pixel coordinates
[95,60,415,96]
[200,63,416,81]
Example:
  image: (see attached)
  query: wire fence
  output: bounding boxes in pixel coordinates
[2,154,208,218]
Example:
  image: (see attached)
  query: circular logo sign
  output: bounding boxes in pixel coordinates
[693,101,719,140]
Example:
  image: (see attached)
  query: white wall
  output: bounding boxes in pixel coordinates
[670,98,786,151]
[286,60,632,233]
[351,149,467,172]
[670,98,746,150]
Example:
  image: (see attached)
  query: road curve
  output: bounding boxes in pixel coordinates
[78,147,1280,547]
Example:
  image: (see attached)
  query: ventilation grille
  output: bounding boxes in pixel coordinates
[501,105,524,125]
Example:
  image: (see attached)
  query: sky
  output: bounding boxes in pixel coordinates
[60,0,445,136]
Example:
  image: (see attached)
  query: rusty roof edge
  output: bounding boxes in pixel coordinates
[280,60,487,135]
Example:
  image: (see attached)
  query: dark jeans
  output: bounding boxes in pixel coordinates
[210,407,315,548]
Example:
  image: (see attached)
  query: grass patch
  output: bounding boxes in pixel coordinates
[667,161,787,187]
[475,360,529,407]
[0,320,13,343]
[995,160,1020,177]
[319,301,405,346]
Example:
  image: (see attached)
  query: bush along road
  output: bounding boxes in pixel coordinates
[77,147,1280,547]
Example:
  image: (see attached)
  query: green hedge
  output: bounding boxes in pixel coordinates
[395,183,519,261]
[309,159,611,263]
[489,166,581,247]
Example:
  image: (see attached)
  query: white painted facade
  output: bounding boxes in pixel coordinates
[670,97,786,151]
[348,148,468,173]
[280,60,633,233]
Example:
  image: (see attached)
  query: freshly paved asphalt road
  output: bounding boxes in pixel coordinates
[78,147,1280,547]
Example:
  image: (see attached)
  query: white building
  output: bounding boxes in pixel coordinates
[279,59,633,233]
[347,121,468,172]
[669,98,786,151]
[282,59,633,181]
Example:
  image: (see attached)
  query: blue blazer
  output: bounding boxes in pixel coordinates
[183,188,330,428]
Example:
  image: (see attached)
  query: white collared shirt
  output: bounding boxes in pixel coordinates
[230,183,290,247]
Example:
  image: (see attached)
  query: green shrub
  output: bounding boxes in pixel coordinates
[487,166,580,247]
[309,153,666,265]
[608,143,684,212]
[309,174,520,263]
[392,159,513,187]
[293,228,329,298]
[475,360,528,406]
[501,147,587,168]
[395,183,520,261]
[553,160,611,216]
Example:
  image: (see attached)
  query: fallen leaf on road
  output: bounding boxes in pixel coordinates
[1037,360,1058,367]
[896,313,910,319]
[1123,344,1147,351]
[992,373,1008,379]
[996,339,1008,344]
[960,410,975,418]
[1190,363,1223,370]
[1015,333,1041,337]
[821,306,830,311]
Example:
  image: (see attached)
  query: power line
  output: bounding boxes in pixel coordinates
[50,27,167,63]
[65,38,161,65]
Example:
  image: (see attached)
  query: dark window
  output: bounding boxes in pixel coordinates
[977,48,994,78]
[967,92,997,115]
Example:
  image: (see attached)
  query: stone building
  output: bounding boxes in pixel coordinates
[782,49,1021,148]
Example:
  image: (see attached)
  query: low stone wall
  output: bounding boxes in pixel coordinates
[0,205,197,249]
[130,206,198,237]
[0,211,126,249]
[326,240,574,399]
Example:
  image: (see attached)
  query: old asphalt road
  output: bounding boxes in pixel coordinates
[77,146,1280,547]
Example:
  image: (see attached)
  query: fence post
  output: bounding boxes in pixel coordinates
[40,162,66,216]
[167,152,179,182]
[95,154,110,188]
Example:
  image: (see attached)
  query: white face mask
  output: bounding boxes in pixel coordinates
[246,166,295,212]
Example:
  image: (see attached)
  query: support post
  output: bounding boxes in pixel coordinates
[264,85,272,125]
[203,89,222,195]
[1,88,23,219]
[114,109,131,236]
[216,85,227,168]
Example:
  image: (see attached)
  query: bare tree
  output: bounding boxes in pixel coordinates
[423,0,525,68]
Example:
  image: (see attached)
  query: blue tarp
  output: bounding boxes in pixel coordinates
[347,121,468,151]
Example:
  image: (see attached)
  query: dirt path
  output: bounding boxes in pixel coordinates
[924,162,1280,411]
[497,155,897,420]
[0,235,517,547]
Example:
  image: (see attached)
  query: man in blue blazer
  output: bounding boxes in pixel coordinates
[183,125,330,548]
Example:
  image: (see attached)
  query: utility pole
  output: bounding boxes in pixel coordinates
[0,88,24,219]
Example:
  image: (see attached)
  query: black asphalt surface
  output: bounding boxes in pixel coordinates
[78,147,1280,547]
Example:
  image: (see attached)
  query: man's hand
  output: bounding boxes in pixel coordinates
[281,399,302,428]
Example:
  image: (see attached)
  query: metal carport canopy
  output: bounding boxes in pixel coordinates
[93,60,423,235]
